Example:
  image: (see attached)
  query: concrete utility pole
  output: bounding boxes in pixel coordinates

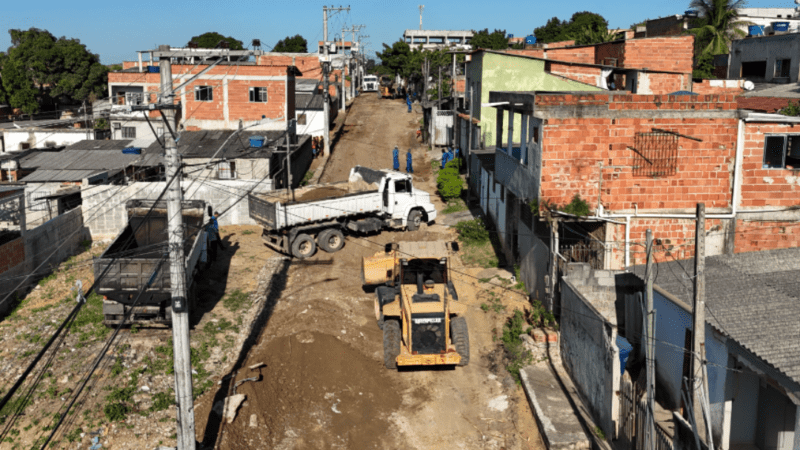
[341,27,347,113]
[322,5,349,156]
[346,25,364,99]
[691,203,709,442]
[645,229,656,450]
[419,5,425,30]
[285,119,295,197]
[466,86,473,205]
[159,44,195,450]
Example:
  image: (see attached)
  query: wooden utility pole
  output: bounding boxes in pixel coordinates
[645,229,656,450]
[159,44,195,450]
[691,203,708,442]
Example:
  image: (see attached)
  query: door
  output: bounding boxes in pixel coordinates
[392,179,414,219]
[382,179,390,210]
[757,382,796,450]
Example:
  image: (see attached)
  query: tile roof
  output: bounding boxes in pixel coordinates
[630,248,800,385]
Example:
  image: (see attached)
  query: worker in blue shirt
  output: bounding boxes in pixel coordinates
[406,150,413,173]
[441,148,451,169]
[406,95,412,113]
[393,146,400,171]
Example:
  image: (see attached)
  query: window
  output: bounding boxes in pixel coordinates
[195,86,213,101]
[741,61,767,78]
[631,132,679,177]
[763,135,800,169]
[30,191,51,212]
[297,114,307,125]
[394,180,411,193]
[249,87,268,103]
[121,127,136,139]
[218,161,236,179]
[774,59,791,78]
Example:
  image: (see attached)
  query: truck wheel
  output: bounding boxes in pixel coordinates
[383,320,401,369]
[291,234,316,259]
[450,316,470,367]
[318,228,345,253]
[406,210,423,231]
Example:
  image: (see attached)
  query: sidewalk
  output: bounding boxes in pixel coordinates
[307,97,355,185]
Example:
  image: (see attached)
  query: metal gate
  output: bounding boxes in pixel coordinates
[434,110,454,146]
[618,375,674,450]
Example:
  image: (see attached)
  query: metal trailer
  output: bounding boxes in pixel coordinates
[94,200,208,326]
[248,166,437,259]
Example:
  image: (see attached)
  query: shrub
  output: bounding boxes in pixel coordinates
[502,309,533,384]
[436,165,462,200]
[561,193,591,217]
[453,218,490,246]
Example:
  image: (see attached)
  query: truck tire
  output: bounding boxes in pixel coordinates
[383,320,401,369]
[450,316,470,366]
[407,210,423,231]
[291,234,316,259]
[318,228,345,253]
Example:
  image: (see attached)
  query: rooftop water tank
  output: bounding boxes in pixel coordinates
[122,147,141,155]
[748,25,764,36]
[507,33,514,39]
[525,35,537,45]
[684,10,698,17]
[147,66,160,73]
[249,136,265,148]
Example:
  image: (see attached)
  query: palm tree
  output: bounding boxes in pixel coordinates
[575,27,623,45]
[688,0,750,55]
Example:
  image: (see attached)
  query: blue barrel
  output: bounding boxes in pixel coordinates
[249,136,265,148]
[616,335,633,375]
[147,66,160,73]
[507,33,514,39]
[684,10,698,17]
[122,147,141,155]
[525,35,537,45]
[748,25,764,36]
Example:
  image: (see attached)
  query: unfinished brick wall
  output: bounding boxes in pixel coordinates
[734,220,800,253]
[595,41,625,66]
[545,61,602,86]
[546,45,595,64]
[0,237,24,274]
[693,79,745,95]
[544,40,576,49]
[607,218,726,266]
[740,122,800,208]
[623,36,694,74]
[507,49,545,58]
[638,72,691,95]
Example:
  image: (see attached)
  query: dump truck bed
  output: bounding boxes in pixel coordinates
[248,179,381,230]
[93,200,206,300]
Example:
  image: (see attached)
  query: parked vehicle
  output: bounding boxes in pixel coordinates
[380,75,397,99]
[95,200,207,326]
[362,240,469,369]
[248,166,437,259]
[362,75,379,92]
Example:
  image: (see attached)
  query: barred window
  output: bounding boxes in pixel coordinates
[195,86,213,101]
[121,127,136,139]
[631,132,679,177]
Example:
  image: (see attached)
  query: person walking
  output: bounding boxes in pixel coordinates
[406,150,413,174]
[406,94,412,113]
[311,136,318,159]
[393,146,400,171]
[204,218,219,269]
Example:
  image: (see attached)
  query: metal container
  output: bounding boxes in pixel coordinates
[249,136,265,148]
[147,66,160,73]
[772,21,790,32]
[749,25,764,36]
[525,35,537,45]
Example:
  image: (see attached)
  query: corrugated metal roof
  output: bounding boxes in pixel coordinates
[142,130,285,159]
[0,185,25,193]
[19,150,142,170]
[65,140,133,150]
[297,92,326,110]
[20,169,104,182]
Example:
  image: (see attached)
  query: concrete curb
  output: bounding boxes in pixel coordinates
[312,98,355,184]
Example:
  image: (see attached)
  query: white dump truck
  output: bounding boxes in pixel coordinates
[362,75,379,92]
[248,166,437,258]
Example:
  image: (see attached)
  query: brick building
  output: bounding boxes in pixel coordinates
[107,51,316,138]
[473,91,800,285]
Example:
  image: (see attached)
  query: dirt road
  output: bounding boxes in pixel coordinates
[209,94,545,450]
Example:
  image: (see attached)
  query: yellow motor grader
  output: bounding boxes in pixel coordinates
[362,241,469,369]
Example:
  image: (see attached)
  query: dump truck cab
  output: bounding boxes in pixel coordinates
[364,241,469,369]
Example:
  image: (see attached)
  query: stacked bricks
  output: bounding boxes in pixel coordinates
[693,79,745,95]
[0,237,24,274]
[521,328,560,361]
[638,72,691,95]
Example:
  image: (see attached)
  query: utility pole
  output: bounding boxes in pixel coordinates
[691,203,708,443]
[341,27,347,113]
[466,86,473,205]
[322,61,331,157]
[159,44,195,450]
[322,5,349,156]
[419,5,425,30]
[285,119,295,198]
[645,229,656,450]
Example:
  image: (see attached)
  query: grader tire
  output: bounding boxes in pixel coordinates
[450,316,470,367]
[383,320,401,369]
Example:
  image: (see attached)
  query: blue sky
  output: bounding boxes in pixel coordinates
[0,0,794,64]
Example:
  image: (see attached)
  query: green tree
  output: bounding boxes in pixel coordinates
[688,0,748,56]
[0,28,109,114]
[273,34,308,53]
[692,51,716,78]
[188,32,244,50]
[574,27,622,45]
[470,29,508,50]
[376,40,412,78]
[534,12,609,44]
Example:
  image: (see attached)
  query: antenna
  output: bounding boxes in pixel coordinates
[419,5,425,30]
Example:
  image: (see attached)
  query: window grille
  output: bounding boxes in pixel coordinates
[122,127,136,139]
[631,132,679,177]
[30,191,51,212]
[195,86,213,101]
